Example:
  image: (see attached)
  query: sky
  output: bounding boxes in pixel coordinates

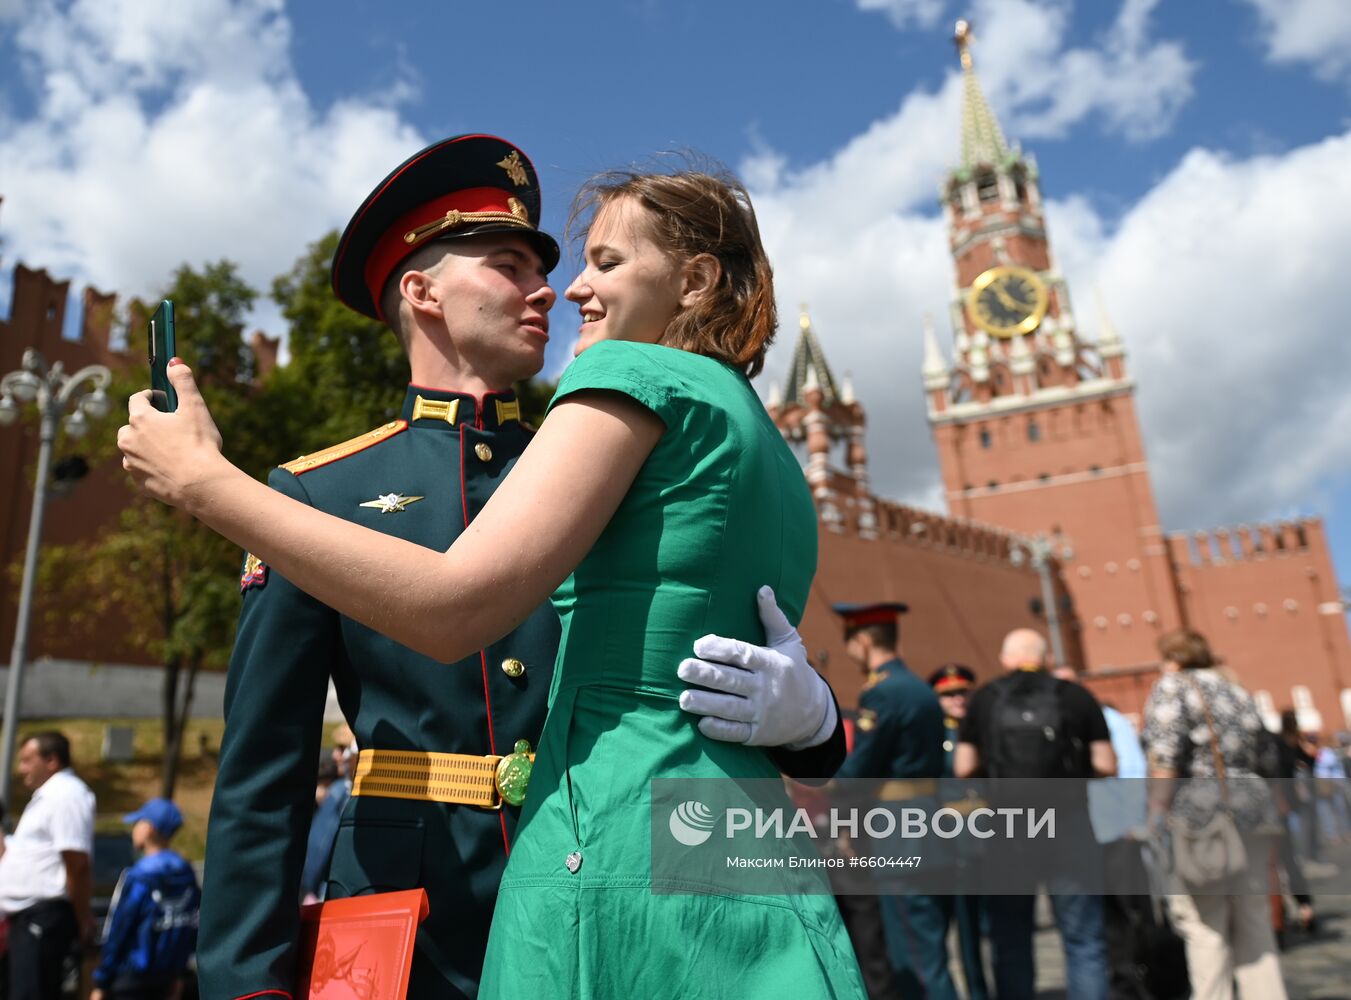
[1,0,1350,589]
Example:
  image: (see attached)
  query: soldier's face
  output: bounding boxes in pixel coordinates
[939,691,969,720]
[566,196,685,357]
[426,235,557,385]
[845,632,869,669]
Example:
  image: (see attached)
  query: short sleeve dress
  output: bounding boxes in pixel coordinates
[477,341,865,998]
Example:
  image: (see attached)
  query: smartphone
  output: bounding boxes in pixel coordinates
[148,299,177,412]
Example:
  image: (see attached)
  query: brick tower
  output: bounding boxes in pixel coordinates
[922,22,1184,669]
[769,308,876,538]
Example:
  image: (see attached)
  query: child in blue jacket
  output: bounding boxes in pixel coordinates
[92,799,200,1000]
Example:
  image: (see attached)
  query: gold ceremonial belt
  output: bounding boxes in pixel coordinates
[877,779,938,801]
[352,746,534,811]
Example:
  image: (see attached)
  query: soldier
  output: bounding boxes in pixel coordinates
[928,664,990,1000]
[834,603,955,1000]
[198,135,846,1000]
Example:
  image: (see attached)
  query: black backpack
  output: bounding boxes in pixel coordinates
[987,672,1080,779]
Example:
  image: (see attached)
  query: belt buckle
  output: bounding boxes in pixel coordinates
[491,739,534,809]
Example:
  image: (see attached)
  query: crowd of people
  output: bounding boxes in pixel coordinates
[0,131,1343,999]
[825,609,1351,1000]
[0,733,199,1000]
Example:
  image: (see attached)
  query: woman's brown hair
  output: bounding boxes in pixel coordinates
[569,167,777,377]
[1157,628,1218,670]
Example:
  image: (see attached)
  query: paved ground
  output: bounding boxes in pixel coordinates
[957,841,1351,998]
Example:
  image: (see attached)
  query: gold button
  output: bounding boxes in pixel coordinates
[475,442,493,462]
[501,657,525,678]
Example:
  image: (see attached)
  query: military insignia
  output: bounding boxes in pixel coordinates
[240,553,268,592]
[495,739,534,807]
[281,420,407,475]
[508,197,528,222]
[410,395,459,425]
[359,493,425,514]
[497,150,528,186]
[857,709,878,732]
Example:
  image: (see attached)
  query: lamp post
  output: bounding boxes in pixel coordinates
[0,349,111,805]
[1009,532,1075,667]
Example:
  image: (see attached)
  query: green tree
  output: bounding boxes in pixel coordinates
[265,231,408,454]
[36,261,262,796]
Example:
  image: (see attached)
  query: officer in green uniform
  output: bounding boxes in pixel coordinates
[197,135,847,1000]
[834,603,956,1000]
[929,663,990,1000]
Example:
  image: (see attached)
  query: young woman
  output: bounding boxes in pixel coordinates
[120,169,866,997]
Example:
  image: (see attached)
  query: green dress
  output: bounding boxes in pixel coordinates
[478,341,866,998]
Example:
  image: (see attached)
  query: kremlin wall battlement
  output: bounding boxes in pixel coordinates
[4,27,1350,734]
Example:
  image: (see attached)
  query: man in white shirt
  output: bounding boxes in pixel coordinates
[0,731,96,1000]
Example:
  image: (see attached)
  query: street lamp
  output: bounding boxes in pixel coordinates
[0,349,112,805]
[1008,532,1075,667]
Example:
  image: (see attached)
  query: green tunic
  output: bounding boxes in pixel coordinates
[479,341,865,998]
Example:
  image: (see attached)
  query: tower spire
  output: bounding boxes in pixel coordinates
[784,305,842,408]
[954,20,1009,171]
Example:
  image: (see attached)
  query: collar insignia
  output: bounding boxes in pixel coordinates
[411,395,459,425]
[360,493,425,514]
[497,150,528,187]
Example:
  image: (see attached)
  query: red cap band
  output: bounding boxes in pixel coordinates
[363,186,526,318]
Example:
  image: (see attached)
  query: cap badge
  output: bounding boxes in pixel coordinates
[497,150,528,186]
[508,197,528,222]
[359,493,425,514]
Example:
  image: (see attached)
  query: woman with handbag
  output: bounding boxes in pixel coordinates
[1141,629,1286,1000]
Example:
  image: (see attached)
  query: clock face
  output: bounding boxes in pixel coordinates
[966,265,1049,337]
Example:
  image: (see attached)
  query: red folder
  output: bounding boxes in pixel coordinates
[295,889,430,1000]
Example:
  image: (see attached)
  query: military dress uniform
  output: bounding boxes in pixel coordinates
[198,134,847,1000]
[834,604,956,1000]
[199,386,559,1000]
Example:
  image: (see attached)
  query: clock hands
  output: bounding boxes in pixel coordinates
[989,278,1033,312]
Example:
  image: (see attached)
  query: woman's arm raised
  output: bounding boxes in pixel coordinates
[119,361,663,662]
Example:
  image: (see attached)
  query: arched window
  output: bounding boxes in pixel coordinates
[979,429,992,449]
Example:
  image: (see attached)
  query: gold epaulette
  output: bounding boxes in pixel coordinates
[280,420,408,476]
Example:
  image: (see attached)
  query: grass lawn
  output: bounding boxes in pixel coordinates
[9,717,226,861]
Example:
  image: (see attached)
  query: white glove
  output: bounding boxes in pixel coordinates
[677,585,837,750]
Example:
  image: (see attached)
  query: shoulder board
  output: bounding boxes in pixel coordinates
[280,420,408,476]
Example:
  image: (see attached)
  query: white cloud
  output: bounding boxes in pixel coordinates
[964,0,1194,142]
[855,0,946,30]
[754,2,1348,535]
[0,0,423,324]
[1056,133,1351,530]
[1242,0,1351,83]
[853,0,1195,142]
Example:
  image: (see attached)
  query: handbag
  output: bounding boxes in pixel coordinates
[1168,672,1247,886]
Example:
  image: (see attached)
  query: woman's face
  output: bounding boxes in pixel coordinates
[565,196,685,356]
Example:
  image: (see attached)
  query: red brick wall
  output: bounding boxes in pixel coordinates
[1170,519,1351,734]
[0,267,150,665]
[800,513,1046,709]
